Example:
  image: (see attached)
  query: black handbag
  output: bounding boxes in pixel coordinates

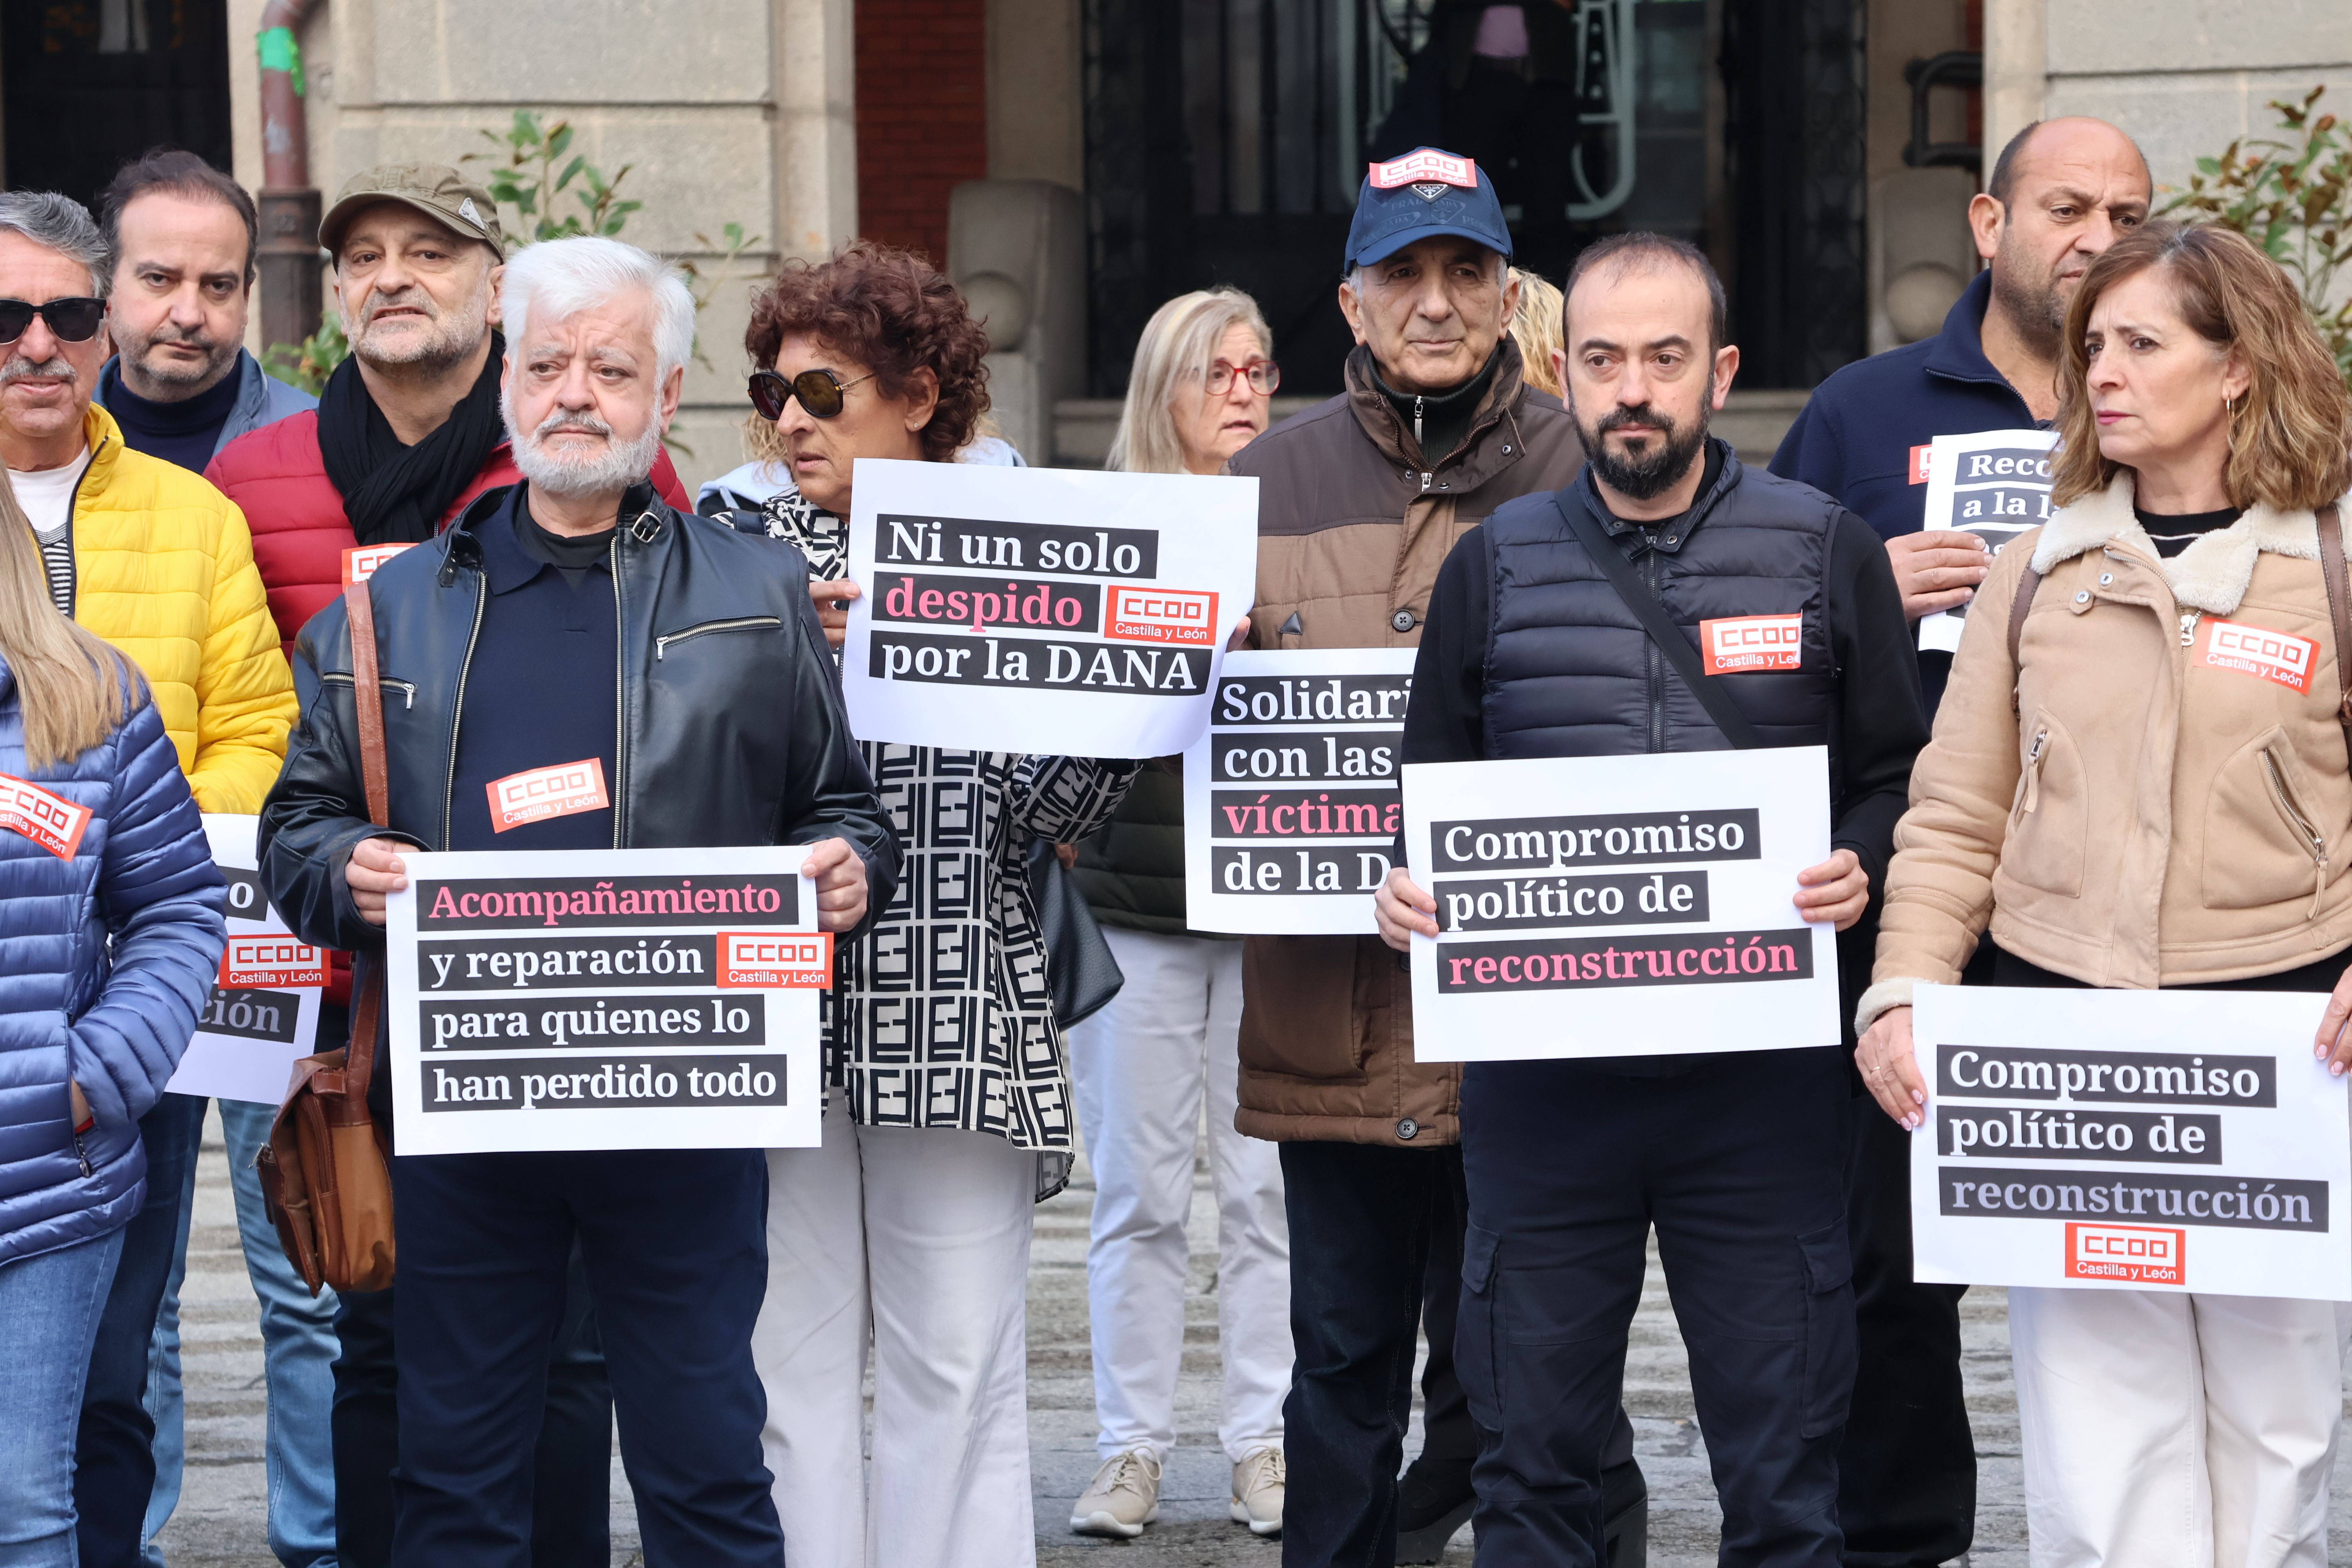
[1024,836,1125,1029]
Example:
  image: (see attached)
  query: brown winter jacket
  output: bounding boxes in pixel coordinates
[1862,474,2352,1027]
[1226,339,1585,1145]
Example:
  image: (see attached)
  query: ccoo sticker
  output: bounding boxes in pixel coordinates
[1700,614,1804,675]
[2195,618,2314,694]
[0,774,92,859]
[1368,151,1477,191]
[343,543,415,585]
[487,759,611,831]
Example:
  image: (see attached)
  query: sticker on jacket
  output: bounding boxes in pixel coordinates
[487,759,611,831]
[1909,444,1933,485]
[1368,150,1477,190]
[0,774,91,858]
[2196,619,2314,694]
[1700,614,1804,674]
[220,934,329,989]
[343,544,414,585]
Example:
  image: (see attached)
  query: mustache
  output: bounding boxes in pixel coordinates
[0,356,76,385]
[534,410,615,441]
[1593,403,1677,438]
[365,290,437,323]
[141,323,218,349]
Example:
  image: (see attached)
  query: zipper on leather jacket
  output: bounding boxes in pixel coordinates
[440,565,489,850]
[2261,749,2329,916]
[655,616,780,659]
[1645,544,1667,753]
[319,673,418,709]
[610,535,626,848]
[1413,394,1425,451]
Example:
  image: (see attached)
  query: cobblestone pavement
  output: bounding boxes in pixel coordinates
[150,1105,2352,1565]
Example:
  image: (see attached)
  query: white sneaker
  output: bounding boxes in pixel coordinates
[1071,1446,1161,1538]
[1230,1445,1285,1537]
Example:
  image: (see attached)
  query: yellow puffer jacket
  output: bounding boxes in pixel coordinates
[62,406,294,812]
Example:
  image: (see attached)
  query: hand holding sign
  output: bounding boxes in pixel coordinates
[1857,1005,1928,1129]
[800,837,869,932]
[348,836,411,926]
[1886,530,1992,621]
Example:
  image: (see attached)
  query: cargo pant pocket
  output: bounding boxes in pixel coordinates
[1797,1219,1857,1439]
[1457,1223,1502,1430]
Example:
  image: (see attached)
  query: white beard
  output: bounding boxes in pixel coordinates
[506,399,665,499]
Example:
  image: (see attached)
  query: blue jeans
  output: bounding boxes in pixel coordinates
[141,1098,340,1567]
[77,1093,205,1568]
[0,1228,127,1566]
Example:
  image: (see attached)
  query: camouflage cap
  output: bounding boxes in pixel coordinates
[319,165,504,256]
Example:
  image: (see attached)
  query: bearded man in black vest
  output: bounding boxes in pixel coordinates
[1374,233,1929,1566]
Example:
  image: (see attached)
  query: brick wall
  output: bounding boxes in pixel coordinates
[856,0,989,262]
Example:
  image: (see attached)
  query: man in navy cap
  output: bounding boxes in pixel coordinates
[1219,149,1630,1564]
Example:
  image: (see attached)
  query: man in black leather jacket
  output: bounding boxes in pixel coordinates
[258,236,896,1568]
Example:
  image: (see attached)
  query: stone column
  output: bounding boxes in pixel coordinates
[1982,0,2048,173]
[775,0,858,262]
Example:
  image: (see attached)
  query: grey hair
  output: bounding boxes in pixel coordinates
[500,235,695,379]
[1107,287,1274,475]
[0,192,111,297]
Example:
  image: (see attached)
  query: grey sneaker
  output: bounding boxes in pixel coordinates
[1230,1445,1285,1537]
[1071,1446,1161,1538]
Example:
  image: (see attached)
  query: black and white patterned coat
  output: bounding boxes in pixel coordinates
[762,488,1137,1150]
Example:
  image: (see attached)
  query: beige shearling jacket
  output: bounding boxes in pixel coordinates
[1862,474,2352,1028]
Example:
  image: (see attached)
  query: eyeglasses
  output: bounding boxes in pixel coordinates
[749,367,877,421]
[1205,358,1280,396]
[0,297,105,346]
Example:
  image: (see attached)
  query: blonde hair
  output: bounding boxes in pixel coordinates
[0,480,143,770]
[1510,269,1564,396]
[2051,221,2352,512]
[1107,288,1274,475]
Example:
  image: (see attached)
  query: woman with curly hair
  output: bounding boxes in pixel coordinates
[741,241,1138,1568]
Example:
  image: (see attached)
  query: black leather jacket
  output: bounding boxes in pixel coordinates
[258,483,899,957]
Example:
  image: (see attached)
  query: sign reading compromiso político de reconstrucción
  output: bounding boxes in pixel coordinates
[1402,747,1842,1060]
[385,846,827,1154]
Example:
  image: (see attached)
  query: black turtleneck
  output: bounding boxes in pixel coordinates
[1374,347,1501,469]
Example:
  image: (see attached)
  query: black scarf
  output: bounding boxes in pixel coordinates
[318,330,507,546]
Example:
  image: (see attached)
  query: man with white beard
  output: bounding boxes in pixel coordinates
[257,234,896,1567]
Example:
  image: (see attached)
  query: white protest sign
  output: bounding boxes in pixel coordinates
[1403,747,1839,1060]
[386,846,826,1154]
[1183,648,1414,934]
[1917,428,2058,653]
[1909,984,2352,1301]
[165,815,323,1104]
[841,459,1258,756]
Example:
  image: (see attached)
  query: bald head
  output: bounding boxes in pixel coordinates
[1973,117,2153,354]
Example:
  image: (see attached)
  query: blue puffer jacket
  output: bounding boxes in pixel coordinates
[0,662,227,1270]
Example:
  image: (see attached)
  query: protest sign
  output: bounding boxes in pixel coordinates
[840,459,1258,756]
[165,815,324,1104]
[1916,428,2058,653]
[1403,747,1839,1060]
[1183,648,1415,934]
[1909,984,2352,1301]
[385,846,826,1154]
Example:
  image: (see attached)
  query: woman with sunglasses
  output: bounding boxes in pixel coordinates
[1054,287,1291,1540]
[741,241,1139,1568]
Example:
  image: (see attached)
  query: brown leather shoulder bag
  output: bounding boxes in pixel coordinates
[258,580,397,1295]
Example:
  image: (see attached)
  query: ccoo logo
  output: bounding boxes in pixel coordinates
[1699,614,1804,675]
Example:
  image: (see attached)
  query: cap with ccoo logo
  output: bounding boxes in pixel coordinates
[1345,146,1512,270]
[319,164,506,258]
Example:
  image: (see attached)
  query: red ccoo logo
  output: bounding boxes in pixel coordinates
[0,773,92,860]
[220,934,328,989]
[2065,1222,2185,1286]
[2197,618,2314,695]
[1700,613,1804,674]
[342,544,414,585]
[717,931,834,989]
[1106,585,1218,646]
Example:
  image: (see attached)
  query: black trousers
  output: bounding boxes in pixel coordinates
[1459,1051,1855,1567]
[333,1245,614,1568]
[1279,1140,1476,1568]
[381,1148,781,1568]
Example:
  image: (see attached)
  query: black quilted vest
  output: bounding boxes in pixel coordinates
[1483,445,1847,791]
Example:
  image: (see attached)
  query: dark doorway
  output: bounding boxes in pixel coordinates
[5,0,234,208]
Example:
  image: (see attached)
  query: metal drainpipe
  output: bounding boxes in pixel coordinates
[256,0,324,358]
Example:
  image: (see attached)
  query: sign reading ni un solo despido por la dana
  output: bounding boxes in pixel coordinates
[840,459,1259,757]
[386,846,827,1154]
[1183,648,1415,935]
[1403,747,1841,1060]
[1910,984,2352,1302]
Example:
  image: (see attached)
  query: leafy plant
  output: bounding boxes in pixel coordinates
[2161,86,2352,383]
[466,111,643,242]
[260,312,349,397]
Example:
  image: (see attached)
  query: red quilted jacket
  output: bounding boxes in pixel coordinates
[207,412,691,1007]
[204,410,691,651]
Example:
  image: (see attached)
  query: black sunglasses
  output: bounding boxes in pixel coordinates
[749,367,877,421]
[0,297,105,346]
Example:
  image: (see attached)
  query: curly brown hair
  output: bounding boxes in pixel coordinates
[744,241,993,464]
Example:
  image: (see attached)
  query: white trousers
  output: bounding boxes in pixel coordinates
[755,1099,1038,1568]
[1067,926,1291,1463]
[2009,1286,2352,1568]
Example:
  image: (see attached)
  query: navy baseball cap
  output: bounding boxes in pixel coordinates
[1344,148,1513,270]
